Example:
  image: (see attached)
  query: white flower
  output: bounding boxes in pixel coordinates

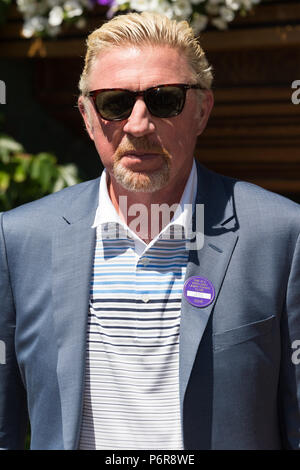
[219,6,235,22]
[64,0,83,18]
[190,12,208,33]
[30,15,48,30]
[17,0,35,14]
[17,0,48,16]
[130,0,151,11]
[171,0,193,19]
[17,0,263,39]
[22,15,47,37]
[48,6,64,26]
[22,20,35,38]
[211,16,228,29]
[225,0,240,10]
[155,0,175,19]
[130,0,175,18]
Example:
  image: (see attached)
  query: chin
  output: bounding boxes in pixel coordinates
[113,160,170,193]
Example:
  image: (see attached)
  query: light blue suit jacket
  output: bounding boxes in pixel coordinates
[0,162,300,449]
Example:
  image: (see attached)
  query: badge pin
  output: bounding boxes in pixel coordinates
[183,276,215,308]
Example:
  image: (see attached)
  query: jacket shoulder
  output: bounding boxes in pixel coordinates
[1,178,100,230]
[197,163,300,233]
[234,179,300,218]
[220,173,300,233]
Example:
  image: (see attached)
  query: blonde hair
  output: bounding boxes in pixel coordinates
[79,11,213,96]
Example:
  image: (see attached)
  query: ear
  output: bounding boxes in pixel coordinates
[78,95,95,141]
[196,90,214,136]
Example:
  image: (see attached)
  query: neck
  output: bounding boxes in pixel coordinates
[108,174,189,243]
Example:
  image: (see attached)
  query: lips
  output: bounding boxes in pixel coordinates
[122,153,161,159]
[122,151,162,158]
[119,151,164,171]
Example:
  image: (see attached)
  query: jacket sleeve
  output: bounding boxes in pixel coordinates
[0,212,28,449]
[278,231,300,449]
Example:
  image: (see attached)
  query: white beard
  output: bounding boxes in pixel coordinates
[112,157,170,193]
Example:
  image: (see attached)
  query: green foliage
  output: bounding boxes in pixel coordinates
[0,0,12,26]
[25,424,31,450]
[0,133,81,211]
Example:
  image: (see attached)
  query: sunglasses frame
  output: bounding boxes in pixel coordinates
[87,83,203,121]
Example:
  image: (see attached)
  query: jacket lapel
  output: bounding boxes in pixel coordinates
[179,163,239,422]
[51,179,99,449]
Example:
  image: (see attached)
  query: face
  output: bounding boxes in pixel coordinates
[79,45,213,197]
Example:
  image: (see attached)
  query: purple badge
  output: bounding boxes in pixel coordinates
[183,276,215,308]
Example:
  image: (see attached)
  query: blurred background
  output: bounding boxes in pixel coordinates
[0,0,299,211]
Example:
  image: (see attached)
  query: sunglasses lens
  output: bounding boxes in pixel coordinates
[92,85,188,120]
[95,90,134,120]
[146,86,185,118]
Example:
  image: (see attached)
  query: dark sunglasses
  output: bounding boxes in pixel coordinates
[87,83,203,121]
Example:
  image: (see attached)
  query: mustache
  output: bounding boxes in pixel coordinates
[115,137,168,158]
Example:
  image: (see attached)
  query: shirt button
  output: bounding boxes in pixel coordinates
[141,294,150,303]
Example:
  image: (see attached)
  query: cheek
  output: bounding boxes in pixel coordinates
[160,117,199,154]
[92,121,122,160]
[95,117,119,141]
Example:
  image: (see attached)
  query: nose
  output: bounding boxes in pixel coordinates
[122,97,155,137]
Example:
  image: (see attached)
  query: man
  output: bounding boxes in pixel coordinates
[0,12,299,450]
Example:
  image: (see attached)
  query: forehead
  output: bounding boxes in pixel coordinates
[88,45,195,90]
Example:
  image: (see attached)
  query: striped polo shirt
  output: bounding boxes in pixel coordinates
[79,161,197,450]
